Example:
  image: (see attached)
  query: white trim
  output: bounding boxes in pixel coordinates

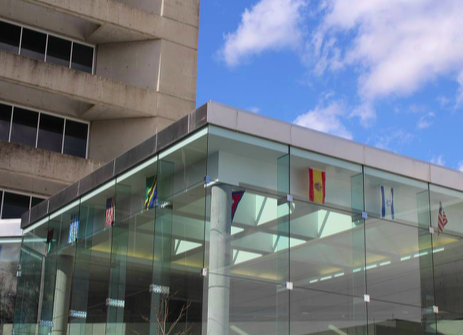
[117,155,158,183]
[35,112,41,148]
[23,216,49,234]
[81,180,115,203]
[69,41,73,69]
[8,105,13,142]
[85,120,89,159]
[44,34,49,63]
[0,187,47,200]
[61,118,66,154]
[49,200,80,220]
[159,127,208,159]
[0,190,3,219]
[18,26,23,55]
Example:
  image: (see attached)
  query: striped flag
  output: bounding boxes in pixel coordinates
[68,214,79,244]
[438,202,448,235]
[144,175,158,211]
[309,168,326,204]
[105,197,116,228]
[380,185,395,220]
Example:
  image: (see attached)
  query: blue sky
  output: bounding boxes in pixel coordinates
[196,0,463,171]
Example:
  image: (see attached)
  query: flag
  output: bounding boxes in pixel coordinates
[231,191,245,221]
[68,214,79,244]
[309,168,326,204]
[105,197,116,228]
[47,229,54,253]
[144,175,158,211]
[380,185,395,220]
[438,202,448,235]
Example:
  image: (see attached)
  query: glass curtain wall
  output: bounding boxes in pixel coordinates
[12,124,463,335]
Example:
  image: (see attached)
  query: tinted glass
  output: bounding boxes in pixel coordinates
[20,28,46,61]
[63,120,87,158]
[10,107,38,147]
[31,197,44,207]
[2,192,30,219]
[0,21,21,53]
[71,43,93,73]
[37,113,64,153]
[0,103,12,141]
[46,35,71,67]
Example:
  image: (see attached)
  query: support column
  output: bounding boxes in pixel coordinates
[52,255,73,335]
[207,184,232,335]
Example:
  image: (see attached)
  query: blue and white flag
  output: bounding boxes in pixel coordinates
[68,214,80,244]
[380,185,395,220]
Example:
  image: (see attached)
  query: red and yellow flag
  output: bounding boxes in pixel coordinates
[309,168,326,204]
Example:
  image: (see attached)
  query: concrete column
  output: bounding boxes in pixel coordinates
[52,256,73,335]
[207,184,232,335]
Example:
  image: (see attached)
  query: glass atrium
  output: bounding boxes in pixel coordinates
[6,121,463,335]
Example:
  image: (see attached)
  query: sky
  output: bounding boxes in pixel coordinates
[196,0,463,171]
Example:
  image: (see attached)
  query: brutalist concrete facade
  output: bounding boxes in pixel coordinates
[0,0,200,235]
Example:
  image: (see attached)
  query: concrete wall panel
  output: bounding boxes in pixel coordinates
[88,117,173,162]
[157,93,196,121]
[163,0,200,28]
[112,0,162,15]
[237,110,292,144]
[158,40,198,101]
[96,40,161,90]
[430,165,463,191]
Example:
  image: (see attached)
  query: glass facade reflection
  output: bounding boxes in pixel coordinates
[9,124,463,335]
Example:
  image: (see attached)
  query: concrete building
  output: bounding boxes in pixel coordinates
[5,102,463,335]
[0,0,200,237]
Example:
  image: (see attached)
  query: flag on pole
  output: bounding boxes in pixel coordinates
[105,197,116,228]
[438,202,448,235]
[144,175,158,211]
[309,168,326,204]
[68,214,79,244]
[231,191,245,221]
[380,185,395,220]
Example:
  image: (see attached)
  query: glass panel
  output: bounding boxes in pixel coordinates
[290,147,364,213]
[37,113,64,153]
[46,35,71,67]
[68,229,112,335]
[430,184,463,237]
[365,219,434,309]
[14,224,48,335]
[0,21,21,54]
[49,200,80,250]
[10,107,39,148]
[290,287,367,335]
[368,299,436,334]
[63,120,88,158]
[149,162,205,335]
[2,192,30,219]
[71,43,93,73]
[0,237,22,331]
[290,200,365,297]
[207,126,288,196]
[31,197,45,207]
[20,28,46,61]
[0,103,12,141]
[433,232,463,314]
[202,275,289,335]
[364,167,430,227]
[436,310,463,334]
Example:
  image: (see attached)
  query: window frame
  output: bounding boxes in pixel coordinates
[1,100,90,159]
[0,188,46,220]
[0,18,95,74]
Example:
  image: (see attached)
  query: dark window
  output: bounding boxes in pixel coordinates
[31,197,45,207]
[0,191,3,217]
[63,120,88,158]
[0,103,12,141]
[37,113,64,153]
[71,43,93,73]
[10,107,38,147]
[20,28,46,61]
[2,192,30,219]
[0,21,21,54]
[46,35,71,67]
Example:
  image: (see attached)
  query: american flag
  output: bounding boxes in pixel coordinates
[105,197,116,228]
[438,201,448,235]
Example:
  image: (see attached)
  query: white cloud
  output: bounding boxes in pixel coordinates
[315,0,463,108]
[218,0,306,66]
[294,101,353,140]
[417,112,435,130]
[247,107,261,113]
[431,155,446,166]
[369,128,414,151]
[350,102,376,127]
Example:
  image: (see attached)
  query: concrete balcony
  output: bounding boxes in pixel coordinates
[0,141,104,197]
[0,50,163,120]
[4,0,198,48]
